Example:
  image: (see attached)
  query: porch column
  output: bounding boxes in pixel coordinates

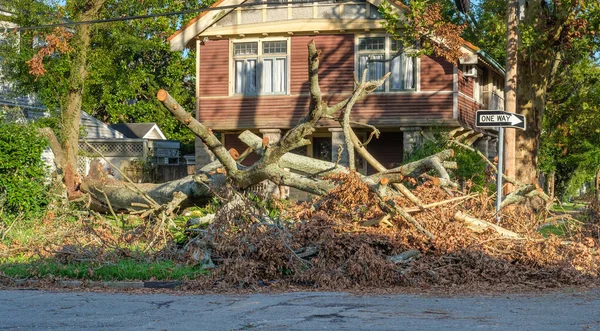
[401,127,422,155]
[259,129,282,145]
[328,128,349,166]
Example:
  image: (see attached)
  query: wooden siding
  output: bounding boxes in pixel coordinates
[198,93,454,130]
[291,35,355,95]
[458,69,474,98]
[197,34,457,130]
[420,56,453,91]
[199,39,229,97]
[365,131,403,175]
[458,94,478,129]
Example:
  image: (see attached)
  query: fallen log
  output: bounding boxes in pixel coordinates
[453,211,521,239]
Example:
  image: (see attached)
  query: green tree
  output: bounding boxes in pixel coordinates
[539,59,600,199]
[0,0,205,197]
[382,0,600,186]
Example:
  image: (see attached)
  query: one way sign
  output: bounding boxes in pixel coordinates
[476,110,526,130]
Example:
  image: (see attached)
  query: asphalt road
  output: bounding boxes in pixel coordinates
[1,289,599,330]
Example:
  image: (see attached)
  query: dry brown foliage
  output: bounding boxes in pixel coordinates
[194,172,599,290]
[26,28,74,78]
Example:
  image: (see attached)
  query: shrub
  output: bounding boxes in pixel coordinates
[403,132,491,191]
[0,120,49,220]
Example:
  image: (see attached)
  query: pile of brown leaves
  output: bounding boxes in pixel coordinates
[196,172,600,290]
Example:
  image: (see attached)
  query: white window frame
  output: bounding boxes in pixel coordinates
[354,35,420,93]
[230,37,290,96]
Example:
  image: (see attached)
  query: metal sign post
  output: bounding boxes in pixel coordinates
[476,110,526,222]
[496,127,504,223]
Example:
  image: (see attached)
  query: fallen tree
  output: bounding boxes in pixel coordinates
[80,40,550,240]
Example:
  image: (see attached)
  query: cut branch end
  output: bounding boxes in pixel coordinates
[157,89,168,102]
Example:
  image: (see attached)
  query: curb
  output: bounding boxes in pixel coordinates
[13,279,183,289]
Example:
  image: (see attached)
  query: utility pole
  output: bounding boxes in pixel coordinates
[503,0,519,195]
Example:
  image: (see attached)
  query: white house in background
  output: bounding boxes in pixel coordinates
[109,123,167,140]
[79,120,181,180]
[1,8,46,112]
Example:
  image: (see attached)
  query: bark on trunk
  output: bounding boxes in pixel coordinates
[61,0,106,198]
[548,172,555,201]
[514,0,568,186]
[81,173,226,212]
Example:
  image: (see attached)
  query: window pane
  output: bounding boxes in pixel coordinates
[358,37,385,51]
[262,58,273,93]
[262,58,287,94]
[403,55,414,89]
[390,55,402,90]
[273,58,286,93]
[390,39,401,52]
[359,54,384,91]
[358,55,368,82]
[245,59,257,94]
[234,42,258,56]
[369,54,385,91]
[263,41,287,54]
[235,60,244,94]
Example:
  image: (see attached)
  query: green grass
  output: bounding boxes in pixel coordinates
[551,202,588,212]
[538,223,570,237]
[0,259,209,281]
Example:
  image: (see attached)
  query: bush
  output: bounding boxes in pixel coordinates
[403,132,491,191]
[0,120,49,220]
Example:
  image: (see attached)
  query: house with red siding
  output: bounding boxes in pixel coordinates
[168,0,505,173]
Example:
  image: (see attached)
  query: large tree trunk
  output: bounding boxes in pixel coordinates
[515,52,552,186]
[61,0,106,198]
[514,0,571,186]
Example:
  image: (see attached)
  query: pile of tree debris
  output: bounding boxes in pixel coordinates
[180,172,598,290]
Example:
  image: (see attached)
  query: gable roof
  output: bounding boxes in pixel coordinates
[168,0,386,51]
[81,112,126,139]
[110,123,167,140]
[168,0,503,75]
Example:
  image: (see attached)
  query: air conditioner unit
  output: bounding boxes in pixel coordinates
[463,65,478,78]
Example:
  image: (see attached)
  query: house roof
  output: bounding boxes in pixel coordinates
[81,112,126,139]
[168,0,503,75]
[110,123,167,140]
[169,0,479,51]
[167,0,226,43]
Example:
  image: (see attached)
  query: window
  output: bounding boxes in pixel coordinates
[233,40,288,95]
[357,37,417,92]
[233,42,258,95]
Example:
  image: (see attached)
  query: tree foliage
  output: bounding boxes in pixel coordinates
[1,0,205,148]
[0,113,49,219]
[382,0,600,186]
[539,59,600,198]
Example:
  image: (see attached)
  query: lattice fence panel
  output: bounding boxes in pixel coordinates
[80,141,144,157]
